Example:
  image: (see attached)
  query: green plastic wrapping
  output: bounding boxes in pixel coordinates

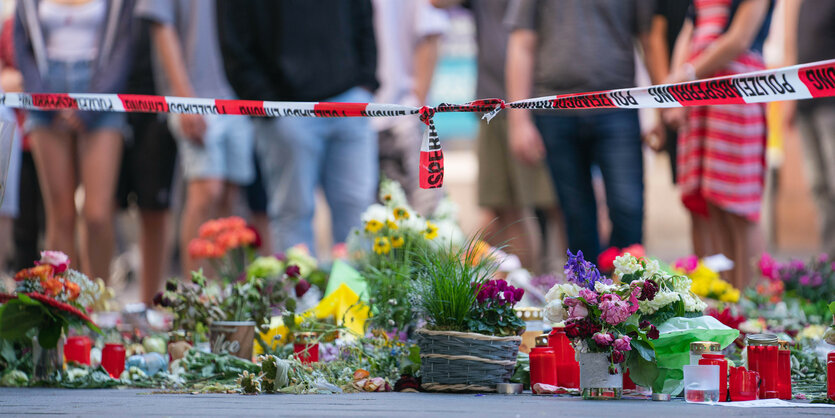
[652,316,739,395]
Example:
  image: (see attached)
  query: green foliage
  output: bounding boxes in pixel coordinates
[412,238,497,332]
[466,298,525,337]
[364,262,416,332]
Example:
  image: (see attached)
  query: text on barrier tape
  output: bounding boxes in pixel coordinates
[0,59,833,189]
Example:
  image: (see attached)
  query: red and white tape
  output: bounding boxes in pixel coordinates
[1,59,833,189]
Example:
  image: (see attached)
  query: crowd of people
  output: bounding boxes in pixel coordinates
[0,0,831,303]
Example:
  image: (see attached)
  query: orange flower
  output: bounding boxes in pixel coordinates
[188,238,225,259]
[198,219,224,239]
[14,264,55,282]
[223,216,247,230]
[41,277,64,297]
[64,280,80,301]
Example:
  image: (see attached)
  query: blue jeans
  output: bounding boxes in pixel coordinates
[254,87,378,252]
[535,110,643,258]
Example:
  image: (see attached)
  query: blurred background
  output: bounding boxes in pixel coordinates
[0,0,827,305]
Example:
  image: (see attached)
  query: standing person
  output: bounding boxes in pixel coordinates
[373,0,447,216]
[785,0,835,256]
[14,0,134,281]
[136,0,255,275]
[217,0,379,253]
[116,18,177,305]
[505,0,665,260]
[0,17,25,272]
[666,0,773,289]
[647,0,713,258]
[432,0,560,273]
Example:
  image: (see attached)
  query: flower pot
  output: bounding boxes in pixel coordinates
[209,321,255,360]
[416,328,521,392]
[578,352,622,400]
[32,335,64,381]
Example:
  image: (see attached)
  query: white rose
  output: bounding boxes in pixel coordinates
[613,254,642,277]
[544,300,567,323]
[545,283,581,303]
[593,282,622,294]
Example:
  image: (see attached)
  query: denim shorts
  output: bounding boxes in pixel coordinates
[23,60,125,134]
[169,114,255,185]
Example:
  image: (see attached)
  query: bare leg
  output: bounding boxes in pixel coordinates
[690,212,713,258]
[707,203,734,283]
[728,211,763,289]
[139,209,170,305]
[250,212,273,256]
[78,129,122,281]
[180,179,223,274]
[220,183,239,217]
[29,128,78,262]
[0,217,13,269]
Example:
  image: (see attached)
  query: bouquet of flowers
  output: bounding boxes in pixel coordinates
[544,250,659,374]
[188,216,259,281]
[0,251,101,349]
[349,178,465,333]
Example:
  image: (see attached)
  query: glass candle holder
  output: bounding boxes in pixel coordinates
[729,366,759,401]
[530,335,558,392]
[549,328,579,389]
[101,343,126,379]
[64,336,92,366]
[699,354,728,401]
[747,334,779,399]
[777,340,792,400]
[827,352,835,402]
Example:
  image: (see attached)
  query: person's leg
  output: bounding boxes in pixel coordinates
[78,128,122,281]
[29,128,77,262]
[255,117,325,252]
[535,114,599,258]
[690,212,713,258]
[180,179,223,273]
[727,210,763,289]
[322,104,378,244]
[592,110,644,250]
[139,209,169,304]
[707,202,733,282]
[244,153,272,256]
[798,106,835,256]
[13,151,43,269]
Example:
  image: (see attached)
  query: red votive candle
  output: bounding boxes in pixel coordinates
[64,336,92,365]
[827,352,835,402]
[548,327,579,388]
[623,369,637,390]
[530,335,558,392]
[777,340,792,400]
[729,366,759,401]
[699,354,728,401]
[101,343,126,378]
[747,334,779,399]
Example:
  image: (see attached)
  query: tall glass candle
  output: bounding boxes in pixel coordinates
[747,334,779,399]
[777,340,792,400]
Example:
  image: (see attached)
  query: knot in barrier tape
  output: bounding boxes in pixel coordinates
[418,106,435,126]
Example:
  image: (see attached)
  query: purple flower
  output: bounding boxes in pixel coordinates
[800,275,811,286]
[476,288,488,303]
[502,290,515,304]
[818,253,830,264]
[564,250,610,290]
[592,332,614,347]
[790,259,805,271]
[812,274,823,287]
[513,287,525,303]
[496,280,508,291]
[578,288,598,304]
[613,336,632,352]
[294,278,311,298]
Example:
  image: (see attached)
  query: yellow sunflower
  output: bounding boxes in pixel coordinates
[424,221,438,240]
[391,235,405,248]
[386,220,399,230]
[365,220,383,234]
[393,207,410,220]
[373,237,391,255]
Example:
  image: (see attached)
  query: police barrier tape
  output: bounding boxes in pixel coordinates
[0,59,833,189]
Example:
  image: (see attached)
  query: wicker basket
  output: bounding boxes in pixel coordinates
[416,328,522,392]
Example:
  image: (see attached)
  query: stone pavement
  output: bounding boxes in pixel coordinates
[1,389,833,417]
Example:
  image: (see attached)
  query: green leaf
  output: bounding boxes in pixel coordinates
[631,339,656,362]
[0,300,45,341]
[37,316,63,349]
[625,313,640,328]
[828,301,835,315]
[625,350,659,388]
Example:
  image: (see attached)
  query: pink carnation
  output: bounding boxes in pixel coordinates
[568,304,589,319]
[758,253,779,281]
[598,294,631,325]
[39,251,70,273]
[613,336,632,351]
[592,332,614,347]
[578,288,598,305]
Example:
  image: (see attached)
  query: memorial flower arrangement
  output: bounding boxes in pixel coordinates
[597,244,646,275]
[349,178,465,333]
[0,251,101,349]
[544,250,659,374]
[674,255,740,303]
[755,253,834,318]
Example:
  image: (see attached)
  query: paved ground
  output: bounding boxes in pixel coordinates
[1,389,833,417]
